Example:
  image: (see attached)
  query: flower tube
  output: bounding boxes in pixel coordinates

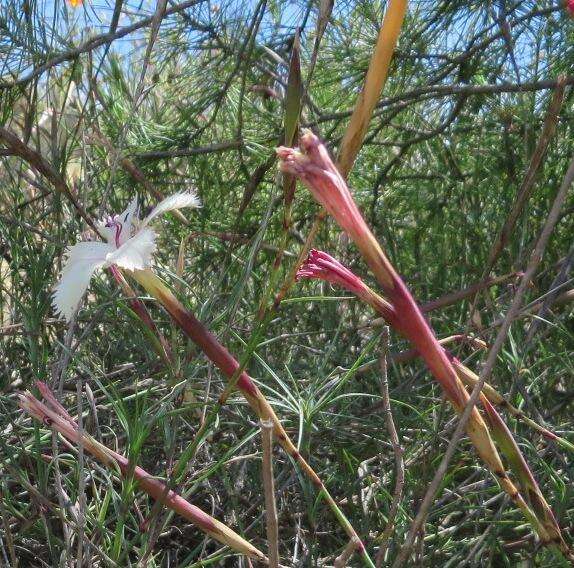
[20,383,268,564]
[296,250,570,556]
[296,249,397,324]
[131,268,376,568]
[278,132,573,554]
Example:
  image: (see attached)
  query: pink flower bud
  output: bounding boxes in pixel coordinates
[277,131,370,244]
[297,249,370,297]
[36,381,74,422]
[19,384,267,561]
[297,249,397,323]
[277,130,394,288]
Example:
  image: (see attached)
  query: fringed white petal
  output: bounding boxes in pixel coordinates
[52,242,113,321]
[141,190,200,227]
[52,191,197,320]
[106,228,157,271]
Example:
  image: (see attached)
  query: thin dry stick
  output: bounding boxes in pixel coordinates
[0,126,99,234]
[89,129,189,225]
[334,538,362,568]
[75,376,86,568]
[375,327,404,568]
[491,285,574,328]
[51,432,73,560]
[392,152,574,567]
[260,419,279,568]
[525,243,574,344]
[352,334,484,376]
[367,272,518,329]
[483,75,566,276]
[420,272,518,314]
[0,490,17,568]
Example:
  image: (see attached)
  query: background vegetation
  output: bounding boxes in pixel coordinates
[0,0,573,565]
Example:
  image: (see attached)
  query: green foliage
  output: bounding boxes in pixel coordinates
[0,0,573,565]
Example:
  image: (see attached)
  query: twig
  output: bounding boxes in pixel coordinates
[193,230,296,257]
[525,242,574,344]
[482,75,566,276]
[0,0,206,89]
[0,489,17,567]
[334,538,361,568]
[461,497,509,566]
[0,127,98,234]
[0,319,61,336]
[354,270,518,330]
[51,433,73,562]
[375,327,404,568]
[135,140,242,159]
[309,76,574,128]
[260,419,279,568]
[236,155,277,218]
[392,151,574,567]
[420,272,518,314]
[351,334,485,379]
[75,376,86,568]
[88,130,189,225]
[485,282,574,328]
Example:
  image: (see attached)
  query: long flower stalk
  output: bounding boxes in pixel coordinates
[295,249,571,556]
[130,268,376,568]
[50,190,374,562]
[277,132,570,554]
[336,0,408,177]
[19,382,268,564]
[109,265,174,367]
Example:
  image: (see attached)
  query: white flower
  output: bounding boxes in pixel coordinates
[53,191,200,321]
